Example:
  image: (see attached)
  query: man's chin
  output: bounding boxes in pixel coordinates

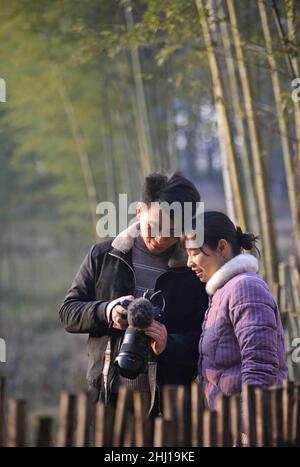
[147,240,176,254]
[149,245,168,255]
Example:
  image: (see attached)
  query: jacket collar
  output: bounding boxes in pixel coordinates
[205,253,259,295]
[111,221,188,268]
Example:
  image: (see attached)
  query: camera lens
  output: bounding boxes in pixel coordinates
[115,354,145,379]
[114,327,150,379]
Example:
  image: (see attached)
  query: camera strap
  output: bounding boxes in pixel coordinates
[103,338,111,403]
[148,361,157,416]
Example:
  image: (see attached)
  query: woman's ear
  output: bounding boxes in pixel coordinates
[218,239,228,254]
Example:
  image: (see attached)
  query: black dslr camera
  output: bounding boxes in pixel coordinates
[114,290,165,379]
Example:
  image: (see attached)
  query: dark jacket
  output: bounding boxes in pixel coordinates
[59,223,208,404]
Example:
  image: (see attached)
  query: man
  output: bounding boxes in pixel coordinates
[59,172,208,414]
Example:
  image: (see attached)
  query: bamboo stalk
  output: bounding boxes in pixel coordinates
[99,80,117,205]
[227,0,279,284]
[123,0,153,176]
[196,0,248,230]
[51,63,98,234]
[286,0,300,259]
[259,0,300,254]
[218,3,260,234]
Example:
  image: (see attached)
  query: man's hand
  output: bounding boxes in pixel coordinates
[144,320,167,355]
[106,295,134,330]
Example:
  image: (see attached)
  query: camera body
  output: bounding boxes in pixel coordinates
[114,291,165,379]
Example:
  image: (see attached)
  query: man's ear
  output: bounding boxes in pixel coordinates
[136,203,142,219]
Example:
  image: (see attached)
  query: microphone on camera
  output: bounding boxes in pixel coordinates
[127,298,154,330]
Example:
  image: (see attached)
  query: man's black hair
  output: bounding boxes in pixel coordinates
[141,172,201,214]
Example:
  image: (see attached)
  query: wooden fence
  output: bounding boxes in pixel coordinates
[0,377,300,447]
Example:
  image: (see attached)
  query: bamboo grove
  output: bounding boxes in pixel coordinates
[2,0,299,280]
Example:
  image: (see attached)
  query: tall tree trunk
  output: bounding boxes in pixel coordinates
[52,63,98,236]
[123,0,153,176]
[227,0,279,284]
[196,0,248,230]
[101,83,117,206]
[286,0,300,164]
[218,3,259,234]
[285,0,300,259]
[271,1,300,255]
[259,0,300,258]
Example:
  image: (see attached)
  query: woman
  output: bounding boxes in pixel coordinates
[186,211,288,410]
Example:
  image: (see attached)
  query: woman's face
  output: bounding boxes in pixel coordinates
[187,242,230,282]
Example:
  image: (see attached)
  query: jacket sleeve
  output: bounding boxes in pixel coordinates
[59,244,110,334]
[229,278,281,387]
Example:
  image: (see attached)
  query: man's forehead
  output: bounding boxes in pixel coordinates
[145,205,174,225]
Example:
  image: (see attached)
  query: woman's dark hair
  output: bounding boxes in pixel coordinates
[141,172,201,218]
[201,211,259,256]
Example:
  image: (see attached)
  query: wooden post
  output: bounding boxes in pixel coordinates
[153,417,174,447]
[293,382,300,446]
[133,391,152,447]
[34,416,53,447]
[242,385,256,447]
[203,409,217,447]
[255,387,271,447]
[112,386,132,447]
[290,383,300,446]
[94,402,115,447]
[215,395,231,447]
[123,414,135,447]
[162,386,178,445]
[269,386,283,447]
[191,382,204,447]
[7,399,27,447]
[282,381,294,446]
[0,377,5,447]
[230,395,242,447]
[176,385,191,447]
[57,392,77,447]
[76,392,92,447]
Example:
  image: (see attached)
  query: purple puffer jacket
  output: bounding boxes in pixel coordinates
[198,255,288,409]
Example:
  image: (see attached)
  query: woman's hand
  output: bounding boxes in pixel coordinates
[144,320,168,355]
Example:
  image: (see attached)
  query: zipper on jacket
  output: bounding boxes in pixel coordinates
[108,251,137,292]
[198,295,213,382]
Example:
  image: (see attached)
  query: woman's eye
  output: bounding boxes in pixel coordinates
[189,250,197,257]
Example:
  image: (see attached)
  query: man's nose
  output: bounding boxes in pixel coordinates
[187,256,193,268]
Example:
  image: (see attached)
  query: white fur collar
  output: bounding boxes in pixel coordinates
[111,221,187,268]
[205,254,259,295]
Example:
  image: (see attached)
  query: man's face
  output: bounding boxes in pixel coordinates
[137,204,179,254]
